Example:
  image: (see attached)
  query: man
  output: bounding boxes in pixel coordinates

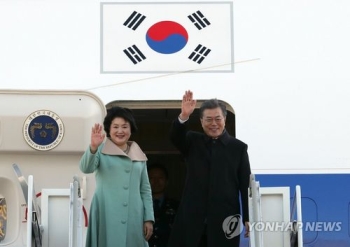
[167,90,251,247]
[148,163,179,247]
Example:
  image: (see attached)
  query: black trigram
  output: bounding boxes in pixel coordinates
[188,11,211,30]
[123,45,146,64]
[188,45,211,64]
[123,11,146,30]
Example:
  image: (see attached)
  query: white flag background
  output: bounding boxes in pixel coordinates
[101,2,233,73]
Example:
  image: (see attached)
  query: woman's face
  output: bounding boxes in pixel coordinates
[109,117,131,148]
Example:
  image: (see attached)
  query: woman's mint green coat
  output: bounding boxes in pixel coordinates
[80,138,154,247]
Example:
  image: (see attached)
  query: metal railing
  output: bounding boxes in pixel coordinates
[290,185,303,247]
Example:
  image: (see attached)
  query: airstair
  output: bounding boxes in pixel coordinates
[25,173,84,247]
[249,174,303,247]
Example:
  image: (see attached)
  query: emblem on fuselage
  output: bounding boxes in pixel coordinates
[23,110,64,151]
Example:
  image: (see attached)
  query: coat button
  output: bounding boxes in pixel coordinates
[125,169,130,173]
[123,185,129,190]
[121,220,126,224]
[123,202,128,207]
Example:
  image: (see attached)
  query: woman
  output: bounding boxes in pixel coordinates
[80,106,154,247]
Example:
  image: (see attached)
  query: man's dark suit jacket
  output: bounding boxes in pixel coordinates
[167,118,251,247]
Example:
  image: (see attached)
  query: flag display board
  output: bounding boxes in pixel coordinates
[101,2,234,73]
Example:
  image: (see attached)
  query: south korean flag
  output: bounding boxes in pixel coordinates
[101,2,234,73]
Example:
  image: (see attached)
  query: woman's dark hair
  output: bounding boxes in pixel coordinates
[103,107,138,137]
[199,99,227,118]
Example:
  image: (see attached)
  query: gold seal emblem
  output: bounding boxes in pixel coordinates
[23,110,64,151]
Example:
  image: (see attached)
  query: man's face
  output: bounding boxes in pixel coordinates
[200,107,226,138]
[148,168,167,195]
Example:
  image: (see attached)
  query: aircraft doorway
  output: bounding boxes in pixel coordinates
[106,100,236,201]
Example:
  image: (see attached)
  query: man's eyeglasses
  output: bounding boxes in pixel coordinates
[202,117,224,123]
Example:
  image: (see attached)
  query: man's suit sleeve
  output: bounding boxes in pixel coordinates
[239,144,251,223]
[170,118,189,157]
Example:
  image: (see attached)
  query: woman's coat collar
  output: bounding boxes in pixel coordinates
[101,138,147,161]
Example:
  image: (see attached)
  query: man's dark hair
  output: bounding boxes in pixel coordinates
[199,99,227,118]
[103,106,138,137]
[147,163,169,179]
